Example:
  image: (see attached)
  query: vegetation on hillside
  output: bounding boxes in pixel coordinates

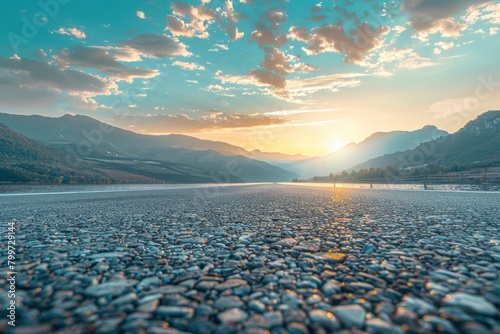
[0,124,111,184]
[298,159,500,185]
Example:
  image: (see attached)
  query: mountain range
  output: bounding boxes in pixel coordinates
[295,125,448,178]
[0,113,298,183]
[0,110,498,183]
[351,110,500,171]
[0,123,110,183]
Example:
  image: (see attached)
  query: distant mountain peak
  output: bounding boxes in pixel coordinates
[350,110,500,172]
[460,110,500,135]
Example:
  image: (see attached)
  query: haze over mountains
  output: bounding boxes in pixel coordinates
[0,124,110,183]
[351,110,500,172]
[0,111,498,184]
[295,126,448,178]
[0,113,298,183]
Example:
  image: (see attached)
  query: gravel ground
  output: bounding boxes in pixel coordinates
[0,184,499,334]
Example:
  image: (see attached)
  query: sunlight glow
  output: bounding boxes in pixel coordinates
[330,140,347,153]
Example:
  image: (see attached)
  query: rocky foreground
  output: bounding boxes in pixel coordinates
[0,184,499,333]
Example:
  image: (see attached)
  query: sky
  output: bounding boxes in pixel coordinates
[1,0,499,156]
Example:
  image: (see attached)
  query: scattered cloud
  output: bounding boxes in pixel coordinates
[292,22,390,64]
[433,41,455,54]
[251,21,287,47]
[59,46,159,82]
[111,111,288,133]
[429,97,480,119]
[215,43,228,50]
[261,47,292,75]
[288,26,309,42]
[393,25,407,35]
[220,0,244,40]
[136,11,146,19]
[286,73,364,95]
[402,0,491,39]
[122,34,192,58]
[165,0,224,40]
[373,48,436,69]
[172,60,206,70]
[55,27,86,39]
[0,56,118,112]
[216,70,364,101]
[167,16,196,37]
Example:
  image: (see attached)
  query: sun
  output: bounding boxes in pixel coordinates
[330,140,346,153]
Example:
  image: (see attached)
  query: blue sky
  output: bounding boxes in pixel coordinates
[1,0,499,155]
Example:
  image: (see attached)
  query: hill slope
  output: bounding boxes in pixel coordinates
[0,113,298,182]
[0,124,110,183]
[351,110,500,171]
[295,125,448,177]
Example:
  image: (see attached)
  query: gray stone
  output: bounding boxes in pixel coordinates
[217,308,249,325]
[157,306,194,318]
[309,309,341,331]
[366,318,404,334]
[444,293,497,316]
[332,304,367,329]
[215,279,248,291]
[84,280,136,297]
[248,300,266,313]
[213,296,244,310]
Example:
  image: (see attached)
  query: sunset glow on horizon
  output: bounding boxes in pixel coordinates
[1,0,499,156]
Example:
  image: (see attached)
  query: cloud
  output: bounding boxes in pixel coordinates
[286,73,364,95]
[166,0,246,40]
[215,70,266,87]
[392,25,407,35]
[171,0,219,39]
[251,21,287,47]
[264,10,287,28]
[261,47,292,75]
[204,84,236,97]
[167,16,196,37]
[95,46,143,62]
[0,57,118,112]
[490,27,499,35]
[483,3,500,24]
[59,46,159,82]
[310,4,323,14]
[372,48,436,69]
[215,70,364,101]
[402,0,491,38]
[220,0,244,40]
[311,15,328,22]
[215,44,229,50]
[136,11,146,19]
[250,69,287,89]
[110,111,288,133]
[247,47,316,95]
[55,27,86,39]
[0,57,118,96]
[296,22,390,64]
[288,26,309,42]
[433,41,454,54]
[429,97,480,119]
[122,34,192,58]
[172,60,206,70]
